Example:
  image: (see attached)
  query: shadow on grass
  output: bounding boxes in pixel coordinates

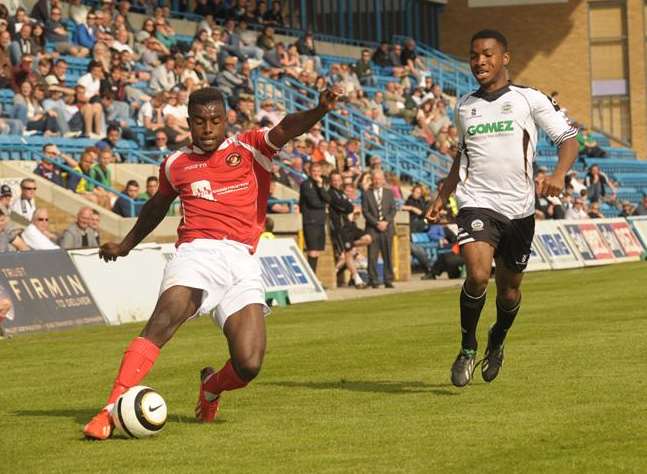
[264,380,458,396]
[12,409,209,426]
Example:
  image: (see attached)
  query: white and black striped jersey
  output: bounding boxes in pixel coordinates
[454,84,577,219]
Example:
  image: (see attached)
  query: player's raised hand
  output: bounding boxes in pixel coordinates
[425,197,445,223]
[540,173,565,197]
[99,242,129,262]
[318,85,345,112]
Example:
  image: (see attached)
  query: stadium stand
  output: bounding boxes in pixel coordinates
[1,0,646,278]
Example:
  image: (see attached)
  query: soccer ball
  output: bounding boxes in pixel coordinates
[112,386,167,438]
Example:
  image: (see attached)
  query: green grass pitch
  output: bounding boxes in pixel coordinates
[2,262,647,473]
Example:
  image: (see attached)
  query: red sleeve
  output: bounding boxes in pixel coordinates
[238,127,280,159]
[158,156,177,197]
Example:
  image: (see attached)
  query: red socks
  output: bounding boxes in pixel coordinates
[203,360,248,397]
[106,337,160,406]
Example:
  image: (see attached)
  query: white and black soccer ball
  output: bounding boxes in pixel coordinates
[112,386,167,438]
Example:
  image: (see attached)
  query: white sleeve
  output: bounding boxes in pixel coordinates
[529,89,577,146]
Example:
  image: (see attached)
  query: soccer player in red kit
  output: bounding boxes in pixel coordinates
[84,86,344,440]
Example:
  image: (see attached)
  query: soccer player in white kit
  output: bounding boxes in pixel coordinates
[426,30,578,387]
[84,86,344,439]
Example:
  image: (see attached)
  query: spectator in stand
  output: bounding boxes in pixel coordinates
[256,25,276,51]
[633,195,647,216]
[299,161,329,272]
[585,164,615,203]
[45,6,89,57]
[216,55,246,101]
[587,201,604,219]
[401,184,435,279]
[534,169,564,219]
[267,180,291,214]
[59,206,99,249]
[0,184,12,216]
[295,32,321,72]
[77,11,98,50]
[0,30,13,89]
[67,149,109,207]
[149,129,170,154]
[565,198,588,220]
[150,55,176,92]
[139,176,159,200]
[619,200,635,217]
[88,148,114,192]
[271,161,292,188]
[263,0,285,26]
[78,61,104,101]
[13,79,60,136]
[30,0,51,25]
[10,177,37,220]
[224,18,263,62]
[89,208,101,243]
[0,211,29,251]
[362,169,396,288]
[8,22,34,66]
[21,207,59,249]
[353,49,376,87]
[255,98,283,125]
[580,129,607,158]
[34,154,65,187]
[345,138,361,170]
[74,84,104,138]
[372,40,392,68]
[389,43,403,67]
[112,179,140,217]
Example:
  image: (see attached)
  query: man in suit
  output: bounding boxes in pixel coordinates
[299,161,329,272]
[362,169,396,288]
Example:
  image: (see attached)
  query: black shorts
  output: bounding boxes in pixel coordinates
[303,223,326,251]
[340,222,366,251]
[456,207,535,273]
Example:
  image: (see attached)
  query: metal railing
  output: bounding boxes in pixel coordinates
[255,75,445,187]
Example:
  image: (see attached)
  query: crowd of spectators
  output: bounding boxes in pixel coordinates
[1,0,646,271]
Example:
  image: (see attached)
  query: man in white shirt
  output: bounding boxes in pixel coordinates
[427,29,578,388]
[565,198,588,220]
[150,56,177,92]
[77,60,104,99]
[10,178,37,221]
[21,208,59,250]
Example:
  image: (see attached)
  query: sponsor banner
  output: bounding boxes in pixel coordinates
[256,238,327,303]
[627,217,647,251]
[0,250,104,336]
[594,219,642,261]
[562,221,615,265]
[69,244,167,325]
[534,220,582,269]
[526,236,552,272]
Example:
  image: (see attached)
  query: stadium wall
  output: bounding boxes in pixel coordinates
[439,0,647,158]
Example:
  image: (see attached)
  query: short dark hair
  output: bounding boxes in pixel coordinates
[107,124,120,135]
[126,179,139,188]
[471,29,508,51]
[146,176,159,184]
[188,87,225,109]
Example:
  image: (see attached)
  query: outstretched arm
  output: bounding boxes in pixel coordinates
[268,86,344,148]
[99,192,177,262]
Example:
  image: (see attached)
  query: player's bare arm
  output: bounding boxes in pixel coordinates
[99,192,177,262]
[540,137,578,197]
[426,151,461,222]
[268,86,344,148]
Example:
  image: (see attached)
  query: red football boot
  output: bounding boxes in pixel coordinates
[195,367,221,423]
[83,409,114,440]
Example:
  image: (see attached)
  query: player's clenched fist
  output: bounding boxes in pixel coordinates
[99,242,129,262]
[540,173,564,197]
[318,85,345,111]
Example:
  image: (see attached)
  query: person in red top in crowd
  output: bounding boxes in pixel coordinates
[84,86,344,440]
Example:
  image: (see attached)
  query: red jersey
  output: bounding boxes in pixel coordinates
[158,128,280,252]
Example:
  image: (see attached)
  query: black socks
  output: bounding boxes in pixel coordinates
[307,256,318,272]
[459,285,487,351]
[490,297,521,349]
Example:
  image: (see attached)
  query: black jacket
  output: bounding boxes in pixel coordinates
[299,178,329,225]
[328,187,354,233]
